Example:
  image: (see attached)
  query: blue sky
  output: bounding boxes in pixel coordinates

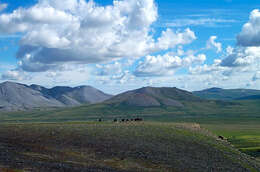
[0,0,260,94]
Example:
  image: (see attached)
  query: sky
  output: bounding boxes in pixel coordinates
[0,0,260,94]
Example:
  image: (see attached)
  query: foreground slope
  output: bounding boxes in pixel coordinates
[0,122,259,172]
[193,87,260,100]
[106,86,202,107]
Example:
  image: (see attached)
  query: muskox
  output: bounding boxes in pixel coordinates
[134,118,143,121]
[98,118,102,122]
[218,135,226,140]
[113,118,118,122]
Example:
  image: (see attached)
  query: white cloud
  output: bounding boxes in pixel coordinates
[237,9,260,46]
[166,18,237,28]
[252,71,260,81]
[11,63,92,88]
[154,28,196,51]
[0,3,7,12]
[0,0,196,74]
[189,60,228,75]
[134,53,206,77]
[206,36,222,53]
[1,70,27,81]
[134,54,181,77]
[221,46,260,67]
[226,46,234,55]
[96,61,123,76]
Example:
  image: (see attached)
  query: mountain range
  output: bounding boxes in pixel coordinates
[0,81,112,111]
[1,81,260,111]
[193,87,260,100]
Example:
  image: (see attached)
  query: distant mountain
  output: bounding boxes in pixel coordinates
[47,85,112,106]
[105,86,202,107]
[236,95,260,100]
[0,81,112,111]
[193,87,260,100]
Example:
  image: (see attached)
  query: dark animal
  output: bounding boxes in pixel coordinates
[121,119,125,122]
[131,119,134,121]
[126,119,129,122]
[114,118,117,122]
[218,135,225,140]
[134,118,143,121]
[98,118,102,122]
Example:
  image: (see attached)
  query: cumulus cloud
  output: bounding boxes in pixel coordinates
[0,0,196,73]
[189,59,228,75]
[226,46,234,55]
[134,53,206,77]
[96,61,123,76]
[113,71,136,84]
[0,3,7,12]
[237,9,260,47]
[154,28,196,51]
[221,46,260,67]
[217,9,260,69]
[206,36,222,53]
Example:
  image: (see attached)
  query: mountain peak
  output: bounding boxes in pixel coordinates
[106,86,200,107]
[0,82,112,111]
[1,81,19,85]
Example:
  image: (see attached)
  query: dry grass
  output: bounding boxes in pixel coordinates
[0,122,259,172]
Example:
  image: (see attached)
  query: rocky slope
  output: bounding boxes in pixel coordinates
[0,81,112,111]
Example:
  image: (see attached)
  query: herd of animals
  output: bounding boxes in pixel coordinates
[98,117,143,122]
[97,118,228,141]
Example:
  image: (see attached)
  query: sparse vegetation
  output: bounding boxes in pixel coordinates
[0,122,259,172]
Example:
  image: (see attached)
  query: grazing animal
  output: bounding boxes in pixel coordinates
[218,135,225,140]
[134,118,143,121]
[121,119,125,122]
[98,118,102,122]
[126,119,129,122]
[114,118,118,122]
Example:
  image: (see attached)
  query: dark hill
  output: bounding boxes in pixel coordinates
[193,87,260,100]
[237,95,260,100]
[105,86,202,107]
